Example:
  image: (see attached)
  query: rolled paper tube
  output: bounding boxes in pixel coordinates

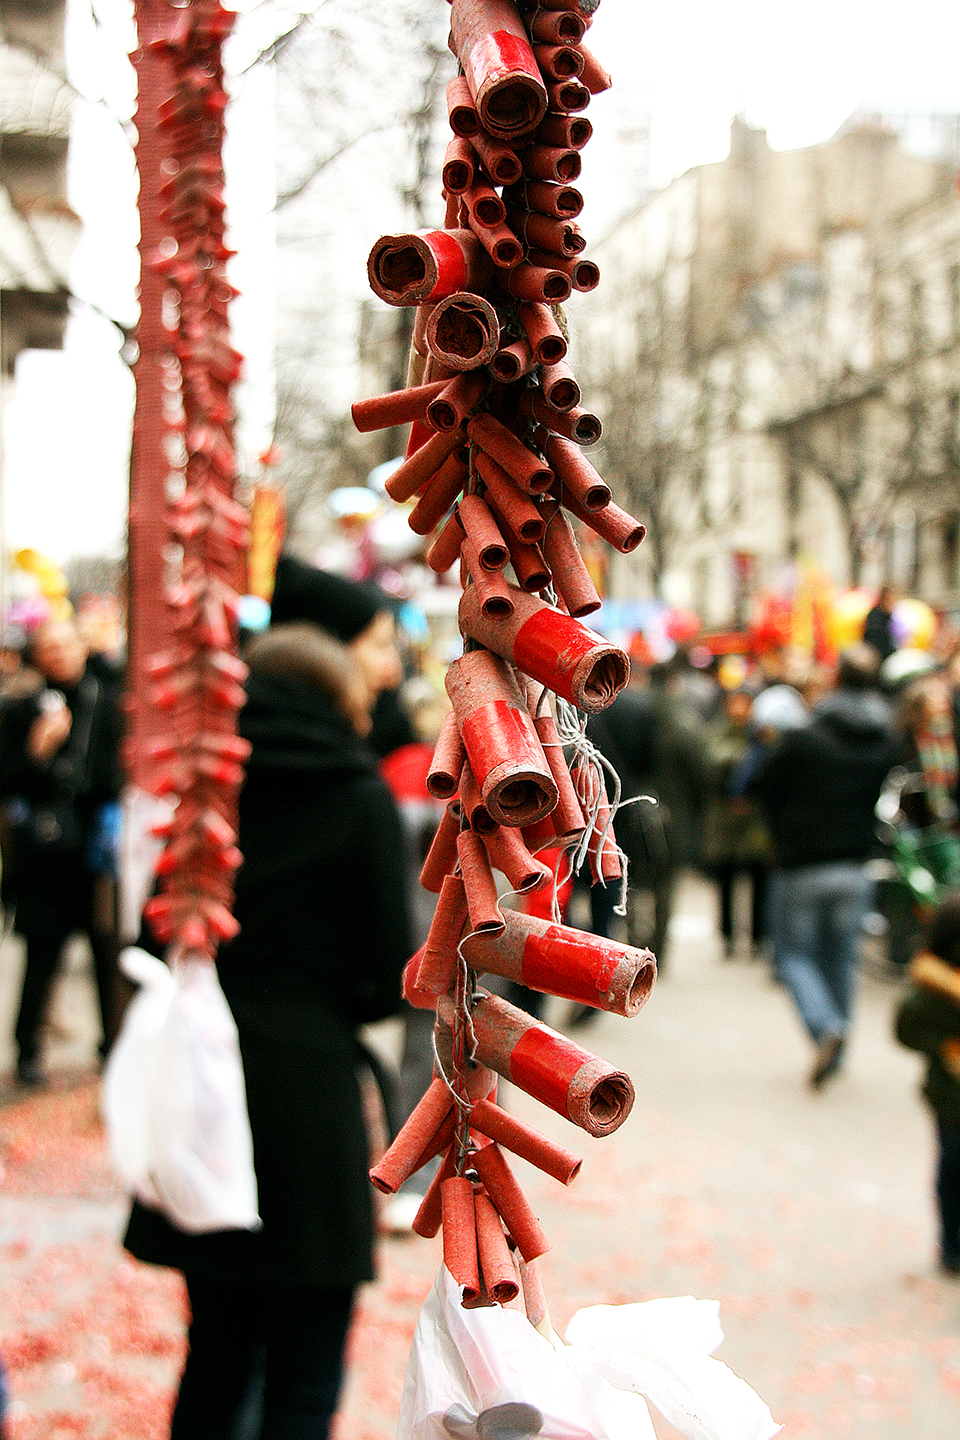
[506,179,583,218]
[459,494,510,570]
[413,1146,458,1239]
[459,584,629,713]
[490,336,537,382]
[524,249,599,291]
[540,361,581,410]
[570,258,600,292]
[351,379,448,433]
[449,0,548,141]
[506,533,551,593]
[522,816,576,850]
[523,146,582,184]
[468,412,553,495]
[500,263,571,304]
[552,483,645,553]
[577,43,612,93]
[519,1255,549,1330]
[505,209,585,257]
[420,800,463,891]
[464,544,516,619]
[518,302,567,364]
[368,229,488,306]
[463,180,507,229]
[445,188,464,229]
[540,507,602,617]
[470,129,524,186]
[545,77,589,112]
[457,829,505,934]
[443,135,477,194]
[469,1144,550,1262]
[426,293,501,370]
[412,301,432,359]
[474,451,547,543]
[474,1189,521,1303]
[428,711,467,800]
[542,433,610,510]
[419,873,471,993]
[426,510,466,574]
[386,426,467,503]
[591,815,623,884]
[531,705,586,834]
[482,824,551,893]
[532,43,584,80]
[470,1098,582,1185]
[466,903,655,1016]
[445,648,558,826]
[470,217,525,270]
[442,1177,482,1301]
[404,949,441,1009]
[428,372,487,432]
[529,8,585,42]
[521,388,601,444]
[408,452,470,536]
[369,1076,455,1194]
[446,75,480,137]
[536,112,592,149]
[460,759,498,835]
[443,988,636,1137]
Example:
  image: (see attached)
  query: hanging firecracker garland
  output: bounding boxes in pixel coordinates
[356,0,657,1313]
[129,0,249,959]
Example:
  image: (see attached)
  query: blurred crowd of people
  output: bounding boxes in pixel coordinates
[7,568,960,1435]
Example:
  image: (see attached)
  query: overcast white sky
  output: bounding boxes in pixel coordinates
[3,0,960,565]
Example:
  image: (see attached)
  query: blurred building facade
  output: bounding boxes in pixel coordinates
[573,116,960,625]
[0,0,79,375]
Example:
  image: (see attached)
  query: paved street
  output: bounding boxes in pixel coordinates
[2,874,960,1438]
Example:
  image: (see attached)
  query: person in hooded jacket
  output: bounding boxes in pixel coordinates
[751,645,898,1088]
[124,556,411,1440]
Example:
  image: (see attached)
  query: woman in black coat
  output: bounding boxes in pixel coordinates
[124,559,412,1440]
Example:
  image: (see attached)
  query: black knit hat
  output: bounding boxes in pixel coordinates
[270,554,384,644]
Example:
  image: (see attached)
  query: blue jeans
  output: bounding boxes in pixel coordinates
[768,862,874,1043]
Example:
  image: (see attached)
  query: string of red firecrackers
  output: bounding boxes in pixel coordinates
[355,0,658,1314]
[131,0,251,959]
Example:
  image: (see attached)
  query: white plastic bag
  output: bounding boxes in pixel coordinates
[101,946,260,1233]
[399,1267,780,1440]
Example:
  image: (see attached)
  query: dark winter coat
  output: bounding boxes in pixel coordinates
[750,689,898,870]
[895,953,960,1127]
[0,668,123,932]
[124,669,412,1289]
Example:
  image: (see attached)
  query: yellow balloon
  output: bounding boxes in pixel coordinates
[828,589,873,652]
[892,597,937,651]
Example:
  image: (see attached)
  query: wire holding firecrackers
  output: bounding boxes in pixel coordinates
[131,0,251,959]
[358,0,659,1318]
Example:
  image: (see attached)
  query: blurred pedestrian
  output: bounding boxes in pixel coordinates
[752,646,898,1087]
[863,583,898,663]
[0,617,123,1086]
[588,656,707,971]
[124,556,412,1440]
[703,686,773,959]
[378,677,450,1233]
[895,891,960,1275]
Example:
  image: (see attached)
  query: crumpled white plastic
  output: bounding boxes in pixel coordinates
[101,946,260,1234]
[399,1267,780,1440]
